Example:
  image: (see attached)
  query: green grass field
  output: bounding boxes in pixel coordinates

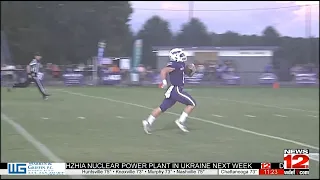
[1,86,319,179]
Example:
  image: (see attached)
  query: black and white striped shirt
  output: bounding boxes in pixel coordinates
[29,59,40,74]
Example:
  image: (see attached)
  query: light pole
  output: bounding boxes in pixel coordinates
[305,5,312,64]
[189,1,194,21]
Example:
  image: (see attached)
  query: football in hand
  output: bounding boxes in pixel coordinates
[185,63,196,77]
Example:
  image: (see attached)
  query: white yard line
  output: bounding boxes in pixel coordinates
[56,89,319,152]
[309,153,319,162]
[41,117,50,120]
[307,115,318,118]
[116,116,124,119]
[1,113,85,179]
[194,96,319,114]
[273,114,288,118]
[245,115,256,118]
[212,114,223,118]
[77,117,86,119]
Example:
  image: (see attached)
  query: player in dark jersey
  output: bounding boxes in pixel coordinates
[8,52,50,100]
[142,48,197,134]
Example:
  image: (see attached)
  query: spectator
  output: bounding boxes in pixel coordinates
[197,64,205,73]
[97,65,103,78]
[264,63,273,73]
[207,61,217,81]
[78,63,85,71]
[111,64,120,73]
[51,64,60,78]
[290,64,302,77]
[146,66,153,82]
[46,63,52,76]
[305,63,314,73]
[137,64,145,73]
[65,65,73,73]
[137,64,146,82]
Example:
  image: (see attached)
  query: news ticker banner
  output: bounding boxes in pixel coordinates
[0,162,309,176]
[0,149,310,176]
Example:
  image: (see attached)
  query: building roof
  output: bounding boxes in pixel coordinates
[152,46,278,51]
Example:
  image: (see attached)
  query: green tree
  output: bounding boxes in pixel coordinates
[262,26,281,46]
[213,31,242,46]
[137,15,173,67]
[47,1,133,63]
[1,1,133,64]
[1,1,52,64]
[309,37,319,65]
[122,26,135,57]
[240,35,263,46]
[175,18,211,46]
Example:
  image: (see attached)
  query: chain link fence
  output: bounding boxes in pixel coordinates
[1,64,318,87]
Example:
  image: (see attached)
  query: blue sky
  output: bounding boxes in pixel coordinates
[129,1,319,37]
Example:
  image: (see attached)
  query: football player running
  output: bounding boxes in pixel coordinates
[142,48,197,134]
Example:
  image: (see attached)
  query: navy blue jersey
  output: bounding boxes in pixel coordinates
[166,61,186,87]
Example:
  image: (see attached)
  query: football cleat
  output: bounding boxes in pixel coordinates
[142,120,152,134]
[175,119,189,132]
[43,95,50,100]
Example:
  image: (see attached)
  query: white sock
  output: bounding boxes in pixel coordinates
[178,112,188,123]
[147,115,156,125]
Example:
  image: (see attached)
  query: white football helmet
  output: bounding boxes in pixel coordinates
[169,48,187,62]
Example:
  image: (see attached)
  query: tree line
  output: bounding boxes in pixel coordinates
[1,1,319,69]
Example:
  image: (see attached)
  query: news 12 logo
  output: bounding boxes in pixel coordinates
[284,149,309,169]
[260,162,271,169]
[8,163,27,174]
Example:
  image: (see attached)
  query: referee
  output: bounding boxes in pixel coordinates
[8,52,50,100]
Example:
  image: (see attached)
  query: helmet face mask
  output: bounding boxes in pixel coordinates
[169,48,187,62]
[179,52,187,62]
